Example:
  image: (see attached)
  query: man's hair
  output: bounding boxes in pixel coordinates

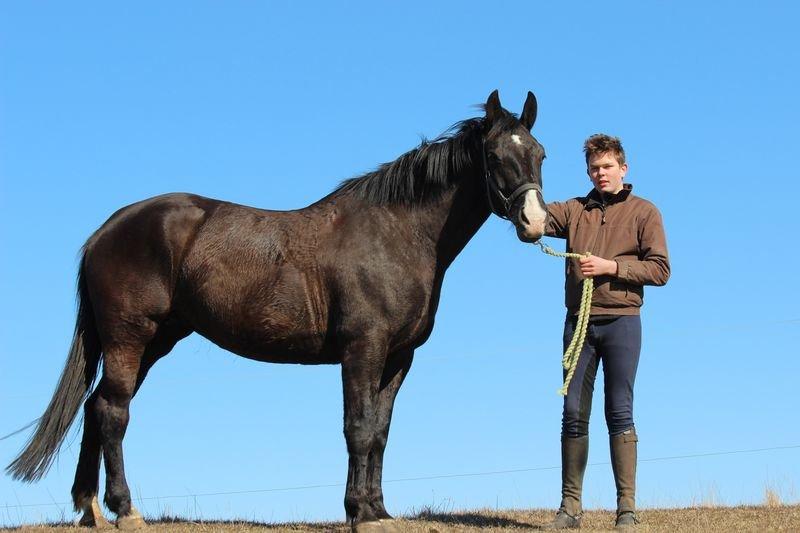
[584,134,626,166]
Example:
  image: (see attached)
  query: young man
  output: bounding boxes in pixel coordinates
[543,134,670,530]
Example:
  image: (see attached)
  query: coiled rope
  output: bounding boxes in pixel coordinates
[536,241,593,396]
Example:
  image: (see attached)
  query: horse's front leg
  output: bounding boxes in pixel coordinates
[341,337,390,530]
[366,348,414,520]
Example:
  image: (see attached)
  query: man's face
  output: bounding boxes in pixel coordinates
[587,151,627,195]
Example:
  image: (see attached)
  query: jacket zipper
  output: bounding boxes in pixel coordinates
[588,203,606,253]
[589,202,622,298]
[596,202,627,297]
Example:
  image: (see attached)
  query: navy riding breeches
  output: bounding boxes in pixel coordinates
[561,315,642,437]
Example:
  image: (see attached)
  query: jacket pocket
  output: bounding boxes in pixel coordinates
[608,280,642,308]
[609,279,629,299]
[627,283,643,306]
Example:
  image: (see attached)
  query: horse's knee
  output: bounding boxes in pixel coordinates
[344,418,374,454]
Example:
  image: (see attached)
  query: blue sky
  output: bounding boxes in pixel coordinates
[1,0,798,526]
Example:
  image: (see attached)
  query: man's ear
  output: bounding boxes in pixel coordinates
[520,91,537,130]
[485,90,502,125]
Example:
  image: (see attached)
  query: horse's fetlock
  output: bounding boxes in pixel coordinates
[104,490,131,517]
[71,488,92,513]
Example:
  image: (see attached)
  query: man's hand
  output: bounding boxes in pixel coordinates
[579,254,618,277]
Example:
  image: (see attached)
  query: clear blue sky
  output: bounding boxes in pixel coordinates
[1,1,798,526]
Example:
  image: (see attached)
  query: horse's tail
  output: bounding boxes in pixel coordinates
[6,256,102,482]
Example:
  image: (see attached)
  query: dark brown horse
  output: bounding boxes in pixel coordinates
[6,90,547,531]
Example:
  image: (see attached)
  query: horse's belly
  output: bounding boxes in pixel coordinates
[177,279,333,363]
[193,317,336,364]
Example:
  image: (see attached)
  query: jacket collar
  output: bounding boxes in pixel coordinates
[585,183,633,209]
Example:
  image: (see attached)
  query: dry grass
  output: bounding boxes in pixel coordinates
[4,505,800,532]
[765,487,783,507]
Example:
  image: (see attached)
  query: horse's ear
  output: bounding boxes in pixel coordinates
[520,91,538,131]
[485,90,502,125]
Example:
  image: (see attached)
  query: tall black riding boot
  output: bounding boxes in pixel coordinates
[543,435,588,529]
[610,428,639,529]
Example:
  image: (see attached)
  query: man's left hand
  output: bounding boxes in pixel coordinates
[579,255,618,277]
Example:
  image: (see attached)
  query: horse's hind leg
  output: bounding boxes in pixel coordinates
[72,387,111,528]
[98,341,155,529]
[73,323,190,528]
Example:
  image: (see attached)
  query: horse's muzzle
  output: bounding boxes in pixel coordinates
[515,189,547,242]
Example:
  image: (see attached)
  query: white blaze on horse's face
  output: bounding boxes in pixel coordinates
[511,134,523,145]
[519,189,547,240]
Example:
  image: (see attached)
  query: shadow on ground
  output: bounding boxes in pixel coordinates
[407,511,539,529]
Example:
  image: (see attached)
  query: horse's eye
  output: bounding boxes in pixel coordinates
[488,152,499,162]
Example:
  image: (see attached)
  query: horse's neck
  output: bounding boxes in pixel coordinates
[411,168,491,269]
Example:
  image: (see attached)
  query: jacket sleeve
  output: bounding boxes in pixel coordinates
[615,205,671,286]
[545,201,570,239]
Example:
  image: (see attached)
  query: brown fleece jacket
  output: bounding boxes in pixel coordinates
[546,183,670,316]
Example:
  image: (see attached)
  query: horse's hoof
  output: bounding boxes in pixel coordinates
[378,519,402,533]
[77,496,113,529]
[116,507,146,530]
[353,520,401,533]
[354,520,384,533]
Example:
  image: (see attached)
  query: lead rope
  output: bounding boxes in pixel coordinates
[536,241,594,396]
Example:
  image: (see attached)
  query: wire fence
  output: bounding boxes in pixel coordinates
[3,444,798,510]
[2,318,798,520]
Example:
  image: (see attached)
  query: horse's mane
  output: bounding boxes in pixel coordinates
[333,109,520,206]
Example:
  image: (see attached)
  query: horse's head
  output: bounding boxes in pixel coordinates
[481,90,548,243]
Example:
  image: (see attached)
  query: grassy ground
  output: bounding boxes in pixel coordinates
[4,504,800,532]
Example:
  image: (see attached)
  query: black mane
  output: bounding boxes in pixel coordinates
[334,109,520,205]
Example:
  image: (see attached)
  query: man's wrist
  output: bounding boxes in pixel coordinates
[609,259,619,277]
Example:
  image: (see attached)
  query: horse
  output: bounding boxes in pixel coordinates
[6,90,548,531]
